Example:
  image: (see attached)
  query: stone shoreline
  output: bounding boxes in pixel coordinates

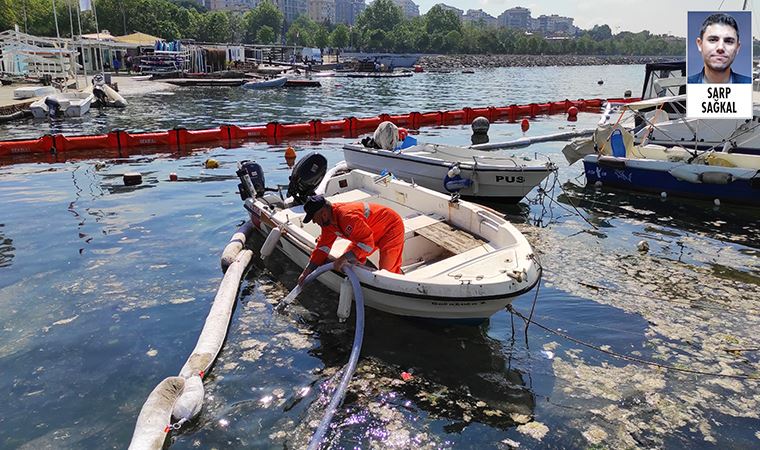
[417,54,679,69]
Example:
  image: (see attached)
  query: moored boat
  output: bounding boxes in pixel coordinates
[242,76,288,89]
[237,154,541,322]
[343,142,557,202]
[29,91,95,118]
[580,132,760,205]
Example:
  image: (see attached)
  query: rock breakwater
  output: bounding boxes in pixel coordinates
[418,54,678,69]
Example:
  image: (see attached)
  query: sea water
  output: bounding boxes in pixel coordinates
[1,65,759,449]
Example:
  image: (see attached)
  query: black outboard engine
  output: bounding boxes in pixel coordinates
[237,160,266,200]
[44,96,62,117]
[93,86,108,107]
[287,152,327,204]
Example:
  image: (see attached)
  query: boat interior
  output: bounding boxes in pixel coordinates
[258,172,519,278]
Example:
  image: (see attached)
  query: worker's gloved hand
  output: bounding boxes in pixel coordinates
[297,266,314,287]
[334,252,357,273]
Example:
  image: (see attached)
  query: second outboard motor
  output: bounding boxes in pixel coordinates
[237,160,266,200]
[287,152,327,204]
[93,86,108,107]
[44,96,62,117]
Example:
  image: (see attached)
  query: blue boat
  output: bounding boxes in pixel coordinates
[582,150,760,206]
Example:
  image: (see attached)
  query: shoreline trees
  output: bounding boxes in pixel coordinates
[7,0,685,57]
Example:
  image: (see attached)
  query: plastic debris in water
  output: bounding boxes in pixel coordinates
[540,350,554,359]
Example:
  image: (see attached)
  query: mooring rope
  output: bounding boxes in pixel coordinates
[507,305,760,380]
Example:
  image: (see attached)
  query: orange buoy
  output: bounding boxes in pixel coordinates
[285,145,296,167]
[169,172,178,181]
[520,118,530,133]
[567,106,579,121]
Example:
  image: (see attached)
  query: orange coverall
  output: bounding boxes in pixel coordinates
[308,202,405,273]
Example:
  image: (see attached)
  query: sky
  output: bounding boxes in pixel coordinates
[415,0,756,37]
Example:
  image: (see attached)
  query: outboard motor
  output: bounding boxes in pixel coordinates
[287,152,327,204]
[93,86,108,107]
[44,96,62,117]
[237,160,266,200]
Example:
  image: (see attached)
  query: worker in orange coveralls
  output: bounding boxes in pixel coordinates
[297,194,405,285]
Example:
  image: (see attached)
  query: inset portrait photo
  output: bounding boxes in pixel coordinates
[686,10,753,119]
[687,11,752,84]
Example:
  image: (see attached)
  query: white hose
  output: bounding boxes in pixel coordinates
[306,266,365,450]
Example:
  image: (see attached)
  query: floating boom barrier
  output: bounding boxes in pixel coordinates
[0,97,639,164]
[128,222,254,450]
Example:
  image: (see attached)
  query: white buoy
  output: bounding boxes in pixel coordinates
[171,375,204,426]
[337,277,353,322]
[637,240,650,253]
[260,227,282,259]
[714,198,721,207]
[660,192,667,199]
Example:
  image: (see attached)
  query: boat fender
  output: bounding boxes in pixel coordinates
[338,277,353,322]
[699,171,733,185]
[171,375,204,427]
[669,166,701,183]
[260,226,282,259]
[443,163,473,193]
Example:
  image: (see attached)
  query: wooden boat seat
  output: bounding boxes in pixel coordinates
[403,213,444,236]
[414,221,486,255]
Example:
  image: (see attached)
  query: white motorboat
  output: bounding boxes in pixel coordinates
[242,76,288,89]
[30,91,95,118]
[237,154,541,322]
[343,142,556,202]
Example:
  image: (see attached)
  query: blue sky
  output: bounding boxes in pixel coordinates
[414,0,754,37]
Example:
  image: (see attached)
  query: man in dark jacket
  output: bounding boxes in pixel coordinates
[688,13,751,84]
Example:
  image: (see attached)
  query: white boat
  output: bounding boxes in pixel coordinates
[237,154,541,322]
[343,142,557,202]
[30,91,95,118]
[13,86,56,99]
[311,70,336,77]
[593,61,760,156]
[242,76,288,89]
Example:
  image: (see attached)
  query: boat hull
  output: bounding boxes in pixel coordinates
[242,76,288,89]
[343,144,553,202]
[252,220,538,322]
[583,155,760,205]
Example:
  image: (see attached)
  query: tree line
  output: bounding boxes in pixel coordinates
[1,0,685,56]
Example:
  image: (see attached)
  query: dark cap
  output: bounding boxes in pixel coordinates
[303,194,327,223]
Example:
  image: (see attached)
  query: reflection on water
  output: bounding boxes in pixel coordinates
[1,65,759,449]
[0,224,13,268]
